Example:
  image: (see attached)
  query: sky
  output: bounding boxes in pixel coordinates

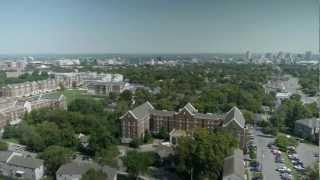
[0,0,318,54]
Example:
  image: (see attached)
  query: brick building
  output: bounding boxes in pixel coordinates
[0,94,66,129]
[120,102,246,149]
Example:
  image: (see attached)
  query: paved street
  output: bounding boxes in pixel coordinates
[282,75,317,104]
[254,129,281,180]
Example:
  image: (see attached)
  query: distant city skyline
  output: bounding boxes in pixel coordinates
[0,0,318,54]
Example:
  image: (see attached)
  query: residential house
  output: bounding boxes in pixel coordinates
[0,151,44,180]
[56,162,117,180]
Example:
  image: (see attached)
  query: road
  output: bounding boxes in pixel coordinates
[254,128,281,180]
[282,75,317,104]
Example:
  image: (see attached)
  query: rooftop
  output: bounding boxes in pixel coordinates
[295,118,320,128]
[223,106,246,128]
[8,155,43,169]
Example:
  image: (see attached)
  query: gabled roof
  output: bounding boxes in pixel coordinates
[295,118,320,129]
[56,162,93,175]
[8,155,43,169]
[223,107,245,128]
[181,103,198,114]
[223,149,245,180]
[151,109,175,117]
[193,113,224,120]
[120,101,154,120]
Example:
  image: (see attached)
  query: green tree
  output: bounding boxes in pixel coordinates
[95,145,119,167]
[306,163,319,180]
[119,90,133,102]
[39,146,73,176]
[81,168,108,180]
[175,129,238,179]
[0,141,8,151]
[68,98,104,114]
[123,151,154,178]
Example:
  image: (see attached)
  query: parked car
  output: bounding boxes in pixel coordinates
[294,165,305,172]
[281,173,293,180]
[250,161,260,167]
[252,176,263,180]
[277,166,292,173]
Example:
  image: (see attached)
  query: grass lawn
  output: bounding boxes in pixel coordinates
[51,89,105,104]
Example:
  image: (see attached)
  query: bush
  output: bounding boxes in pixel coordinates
[262,126,278,136]
[274,135,298,151]
[0,141,8,151]
[249,148,257,159]
[129,138,142,148]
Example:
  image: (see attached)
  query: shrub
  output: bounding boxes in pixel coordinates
[274,135,298,151]
[129,138,142,148]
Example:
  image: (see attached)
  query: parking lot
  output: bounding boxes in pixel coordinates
[251,127,320,180]
[254,128,281,180]
[296,143,319,168]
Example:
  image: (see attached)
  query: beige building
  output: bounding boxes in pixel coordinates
[0,94,66,129]
[0,78,74,98]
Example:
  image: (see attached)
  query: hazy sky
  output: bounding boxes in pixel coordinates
[0,0,318,54]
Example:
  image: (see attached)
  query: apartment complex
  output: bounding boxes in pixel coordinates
[0,151,44,180]
[0,94,65,129]
[0,78,74,98]
[120,102,246,149]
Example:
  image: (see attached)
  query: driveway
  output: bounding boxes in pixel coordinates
[254,129,281,180]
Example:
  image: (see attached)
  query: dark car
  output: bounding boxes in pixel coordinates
[252,176,263,180]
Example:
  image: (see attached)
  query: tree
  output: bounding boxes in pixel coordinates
[306,163,319,180]
[243,110,254,125]
[129,138,142,148]
[39,146,73,176]
[274,135,298,151]
[0,141,8,151]
[68,98,104,114]
[81,168,108,180]
[119,90,133,102]
[175,129,238,179]
[123,150,154,178]
[95,145,119,167]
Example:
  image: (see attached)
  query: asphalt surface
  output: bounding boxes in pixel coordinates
[282,75,317,104]
[254,128,281,180]
[296,143,319,168]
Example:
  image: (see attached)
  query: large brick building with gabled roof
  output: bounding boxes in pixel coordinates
[120,102,246,149]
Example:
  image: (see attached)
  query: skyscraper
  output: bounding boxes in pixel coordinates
[305,51,313,60]
[245,51,252,60]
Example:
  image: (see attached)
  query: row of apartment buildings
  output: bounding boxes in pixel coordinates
[0,94,65,129]
[120,102,246,149]
[0,77,74,98]
[54,72,127,95]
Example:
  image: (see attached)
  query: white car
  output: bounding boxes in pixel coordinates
[281,173,293,180]
[294,165,305,171]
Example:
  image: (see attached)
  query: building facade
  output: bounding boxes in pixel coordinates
[0,78,73,98]
[0,94,66,129]
[120,102,246,148]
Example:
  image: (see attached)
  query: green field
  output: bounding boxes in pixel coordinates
[52,89,105,104]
